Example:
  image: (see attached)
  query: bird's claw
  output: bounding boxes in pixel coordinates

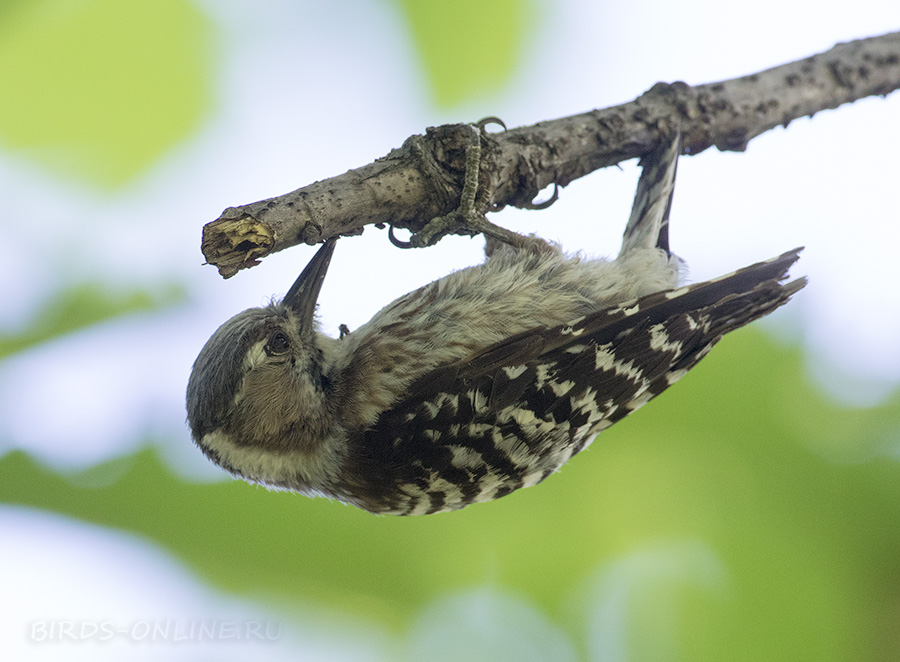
[388,117,540,250]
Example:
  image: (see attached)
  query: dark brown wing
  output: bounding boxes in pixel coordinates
[350,249,805,514]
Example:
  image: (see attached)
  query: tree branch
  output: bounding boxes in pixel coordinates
[201,31,900,278]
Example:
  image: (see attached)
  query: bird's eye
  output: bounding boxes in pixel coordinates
[266,332,291,356]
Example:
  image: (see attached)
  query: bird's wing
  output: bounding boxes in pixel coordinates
[353,249,804,514]
[373,247,804,429]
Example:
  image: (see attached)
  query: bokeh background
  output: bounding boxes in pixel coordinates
[2,1,899,660]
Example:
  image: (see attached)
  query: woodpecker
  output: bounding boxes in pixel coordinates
[186,132,805,515]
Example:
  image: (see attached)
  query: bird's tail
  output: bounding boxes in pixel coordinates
[619,130,681,258]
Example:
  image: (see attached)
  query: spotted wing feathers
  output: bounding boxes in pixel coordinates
[352,248,805,514]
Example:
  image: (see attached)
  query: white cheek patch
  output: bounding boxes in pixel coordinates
[243,340,270,371]
[200,429,344,491]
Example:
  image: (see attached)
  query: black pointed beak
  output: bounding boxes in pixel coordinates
[282,238,336,329]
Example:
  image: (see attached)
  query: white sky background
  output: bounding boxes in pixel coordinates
[1,1,899,659]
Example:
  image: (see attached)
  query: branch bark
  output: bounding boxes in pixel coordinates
[201,31,900,278]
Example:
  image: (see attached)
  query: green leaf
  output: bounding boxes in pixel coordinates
[391,0,536,107]
[0,0,212,187]
[0,282,184,358]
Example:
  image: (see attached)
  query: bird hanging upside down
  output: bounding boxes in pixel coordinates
[186,130,805,515]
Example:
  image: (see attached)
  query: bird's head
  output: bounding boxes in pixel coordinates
[185,239,340,488]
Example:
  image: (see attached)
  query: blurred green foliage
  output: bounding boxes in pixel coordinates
[2,1,899,659]
[2,329,899,659]
[392,0,535,107]
[0,0,212,187]
[0,282,184,359]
